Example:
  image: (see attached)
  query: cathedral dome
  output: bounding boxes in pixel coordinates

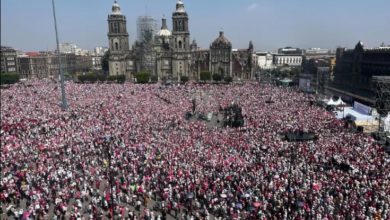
[175,0,186,13]
[112,1,122,15]
[157,16,171,37]
[157,29,172,37]
[212,31,232,47]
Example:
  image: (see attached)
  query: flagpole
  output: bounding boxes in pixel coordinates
[52,0,68,110]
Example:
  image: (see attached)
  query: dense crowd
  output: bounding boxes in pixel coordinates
[1,80,389,220]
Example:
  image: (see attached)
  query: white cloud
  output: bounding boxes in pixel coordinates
[247,3,258,11]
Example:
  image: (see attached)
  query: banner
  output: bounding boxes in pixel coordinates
[299,78,311,92]
[353,101,372,115]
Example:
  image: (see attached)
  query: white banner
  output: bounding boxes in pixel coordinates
[353,101,372,115]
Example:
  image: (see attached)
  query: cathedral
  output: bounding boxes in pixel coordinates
[107,0,254,81]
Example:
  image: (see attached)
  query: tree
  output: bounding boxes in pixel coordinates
[102,51,110,75]
[135,71,150,84]
[150,75,158,83]
[78,72,98,83]
[116,74,126,83]
[97,74,107,82]
[212,74,222,82]
[290,68,300,78]
[181,76,189,83]
[200,71,211,81]
[224,76,233,83]
[0,72,19,85]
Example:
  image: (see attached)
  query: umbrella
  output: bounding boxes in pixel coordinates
[236,203,243,209]
[220,193,227,198]
[253,202,261,208]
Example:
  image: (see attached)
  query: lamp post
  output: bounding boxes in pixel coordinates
[51,0,68,110]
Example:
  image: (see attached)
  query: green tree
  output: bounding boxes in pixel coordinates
[107,75,117,82]
[181,76,189,84]
[224,76,233,83]
[150,75,158,83]
[116,74,126,83]
[0,72,19,85]
[212,74,222,82]
[97,74,107,82]
[135,71,150,84]
[200,71,211,81]
[78,72,98,83]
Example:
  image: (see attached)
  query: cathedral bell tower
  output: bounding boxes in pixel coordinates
[171,0,191,80]
[107,1,129,76]
[172,0,190,51]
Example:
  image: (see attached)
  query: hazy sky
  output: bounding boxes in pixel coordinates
[1,0,389,52]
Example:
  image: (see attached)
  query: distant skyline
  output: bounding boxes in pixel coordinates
[1,0,389,52]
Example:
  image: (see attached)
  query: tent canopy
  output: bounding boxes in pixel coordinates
[323,97,346,106]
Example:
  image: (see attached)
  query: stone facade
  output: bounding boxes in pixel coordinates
[107,0,254,81]
[210,31,232,78]
[1,46,17,73]
[332,41,390,102]
[107,1,130,77]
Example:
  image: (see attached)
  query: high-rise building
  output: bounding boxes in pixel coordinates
[136,16,158,43]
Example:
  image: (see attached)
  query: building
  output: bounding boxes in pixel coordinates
[59,43,78,54]
[304,48,333,59]
[331,41,390,104]
[278,47,303,55]
[136,16,158,43]
[1,46,18,73]
[273,54,302,67]
[254,52,274,70]
[17,52,50,79]
[107,0,253,81]
[16,52,92,79]
[93,47,108,56]
[210,31,232,78]
[107,1,130,76]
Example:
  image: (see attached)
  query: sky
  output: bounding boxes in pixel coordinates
[1,0,390,52]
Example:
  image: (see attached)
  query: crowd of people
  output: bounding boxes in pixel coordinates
[1,79,389,220]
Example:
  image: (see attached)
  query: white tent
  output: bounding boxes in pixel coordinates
[323,97,347,106]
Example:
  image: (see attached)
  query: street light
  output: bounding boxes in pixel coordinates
[51,0,68,110]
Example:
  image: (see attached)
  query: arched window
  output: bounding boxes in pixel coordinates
[115,42,119,50]
[178,41,182,49]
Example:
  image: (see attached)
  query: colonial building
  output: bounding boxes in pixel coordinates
[107,0,253,81]
[1,46,18,73]
[331,41,390,103]
[210,31,232,78]
[16,52,92,79]
[107,1,130,76]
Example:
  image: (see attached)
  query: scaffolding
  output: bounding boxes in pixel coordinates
[136,16,158,43]
[373,76,390,133]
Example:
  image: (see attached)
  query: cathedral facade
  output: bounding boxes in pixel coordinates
[107,0,254,81]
